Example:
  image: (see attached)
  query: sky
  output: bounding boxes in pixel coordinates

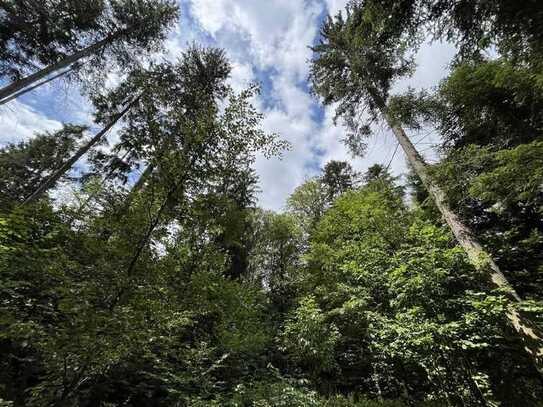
[0,0,457,211]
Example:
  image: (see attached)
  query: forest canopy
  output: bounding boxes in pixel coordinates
[0,0,542,406]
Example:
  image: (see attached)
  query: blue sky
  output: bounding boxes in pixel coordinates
[0,0,456,211]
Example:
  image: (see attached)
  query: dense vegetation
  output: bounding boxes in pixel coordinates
[0,0,542,405]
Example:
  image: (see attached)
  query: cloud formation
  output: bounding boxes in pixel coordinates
[0,101,61,144]
[0,0,456,211]
[184,0,455,210]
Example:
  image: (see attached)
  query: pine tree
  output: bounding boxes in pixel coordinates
[23,97,139,204]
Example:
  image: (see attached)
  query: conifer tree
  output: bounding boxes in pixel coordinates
[310,0,543,372]
[0,125,86,210]
[0,0,178,103]
[321,160,357,201]
[23,47,232,205]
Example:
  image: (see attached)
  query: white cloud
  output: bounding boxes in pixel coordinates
[189,0,322,80]
[0,101,62,145]
[229,62,255,93]
[187,0,328,210]
[0,1,455,211]
[256,105,318,211]
[186,0,455,210]
[325,0,349,16]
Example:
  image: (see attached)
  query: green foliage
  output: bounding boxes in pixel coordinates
[321,160,358,201]
[0,46,288,406]
[0,0,104,79]
[188,376,406,406]
[190,271,271,357]
[430,141,543,301]
[310,0,422,152]
[390,59,543,150]
[284,184,541,404]
[282,295,340,374]
[468,142,543,211]
[0,0,179,81]
[424,0,543,65]
[436,59,543,149]
[287,178,329,236]
[2,1,543,405]
[0,125,85,211]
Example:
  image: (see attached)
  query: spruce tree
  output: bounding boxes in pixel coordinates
[310,0,543,372]
[0,0,178,103]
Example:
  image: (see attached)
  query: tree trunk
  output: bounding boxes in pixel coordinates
[0,33,121,102]
[0,64,79,106]
[22,96,139,205]
[372,93,543,374]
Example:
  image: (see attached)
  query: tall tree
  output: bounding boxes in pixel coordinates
[321,160,357,201]
[389,59,543,301]
[22,47,232,206]
[0,0,104,80]
[388,59,543,150]
[213,167,260,280]
[310,0,543,372]
[287,178,328,239]
[423,0,543,65]
[23,97,139,205]
[0,0,178,103]
[0,125,86,210]
[284,181,542,404]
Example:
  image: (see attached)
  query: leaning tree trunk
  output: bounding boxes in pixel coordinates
[0,64,78,106]
[0,33,121,102]
[22,96,140,205]
[372,93,543,374]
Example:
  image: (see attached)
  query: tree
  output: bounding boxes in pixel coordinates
[248,210,302,313]
[212,166,260,280]
[390,58,543,301]
[321,160,357,201]
[436,59,543,149]
[0,0,179,103]
[0,0,104,80]
[287,178,328,238]
[286,183,542,404]
[0,125,85,210]
[310,0,543,372]
[89,46,232,182]
[389,59,543,150]
[422,0,543,65]
[0,53,286,407]
[22,46,232,206]
[430,143,543,300]
[23,98,139,205]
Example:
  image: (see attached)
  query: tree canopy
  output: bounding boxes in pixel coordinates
[0,0,542,405]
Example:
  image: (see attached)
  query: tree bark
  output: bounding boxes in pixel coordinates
[22,96,140,205]
[0,33,121,102]
[372,93,543,374]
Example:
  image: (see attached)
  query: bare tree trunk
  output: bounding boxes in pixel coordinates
[0,33,121,102]
[22,96,140,205]
[0,64,78,106]
[372,94,543,374]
